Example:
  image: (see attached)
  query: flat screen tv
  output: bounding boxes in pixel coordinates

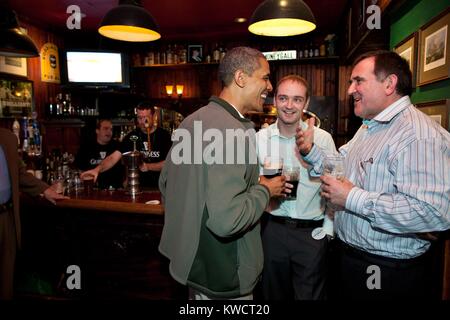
[62,50,130,88]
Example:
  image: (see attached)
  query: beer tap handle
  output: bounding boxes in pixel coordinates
[129,135,138,152]
[145,116,151,151]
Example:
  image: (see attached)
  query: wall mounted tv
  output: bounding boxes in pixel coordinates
[62,50,130,89]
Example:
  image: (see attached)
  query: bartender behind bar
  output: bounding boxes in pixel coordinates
[80,102,172,189]
[75,118,124,190]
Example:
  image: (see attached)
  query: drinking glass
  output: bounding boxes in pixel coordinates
[262,156,283,178]
[323,154,345,210]
[323,155,345,180]
[282,164,300,199]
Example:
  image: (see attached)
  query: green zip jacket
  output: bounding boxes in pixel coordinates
[159,96,270,298]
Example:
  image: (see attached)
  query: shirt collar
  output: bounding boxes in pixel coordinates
[228,103,245,118]
[267,119,307,138]
[371,96,411,123]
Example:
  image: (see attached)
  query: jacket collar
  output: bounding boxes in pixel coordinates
[209,96,253,124]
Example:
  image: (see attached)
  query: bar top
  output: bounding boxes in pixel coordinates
[52,189,164,215]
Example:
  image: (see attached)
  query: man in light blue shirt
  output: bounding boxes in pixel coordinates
[296,50,450,300]
[256,75,337,300]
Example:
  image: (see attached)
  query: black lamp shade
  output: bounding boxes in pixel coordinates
[249,0,316,37]
[0,8,39,57]
[98,4,161,42]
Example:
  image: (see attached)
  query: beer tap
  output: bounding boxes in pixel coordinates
[144,116,151,151]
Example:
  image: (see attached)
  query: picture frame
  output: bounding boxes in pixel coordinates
[394,32,418,88]
[0,78,34,117]
[188,45,203,63]
[0,56,27,77]
[417,8,450,86]
[416,99,450,131]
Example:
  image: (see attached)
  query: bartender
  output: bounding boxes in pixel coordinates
[75,118,124,189]
[80,102,172,189]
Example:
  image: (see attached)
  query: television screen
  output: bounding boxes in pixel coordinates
[63,50,129,88]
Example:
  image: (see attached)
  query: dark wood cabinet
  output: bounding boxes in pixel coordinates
[16,191,186,300]
[42,119,84,155]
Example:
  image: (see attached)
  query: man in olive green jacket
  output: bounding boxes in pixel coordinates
[159,47,285,299]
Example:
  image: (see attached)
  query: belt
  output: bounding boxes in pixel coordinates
[269,214,323,229]
[0,200,13,213]
[335,238,429,269]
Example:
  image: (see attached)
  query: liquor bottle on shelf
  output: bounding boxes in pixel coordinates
[178,45,187,64]
[213,43,220,63]
[166,45,173,64]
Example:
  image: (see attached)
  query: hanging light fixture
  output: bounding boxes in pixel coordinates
[98,0,161,42]
[248,0,316,37]
[0,8,39,57]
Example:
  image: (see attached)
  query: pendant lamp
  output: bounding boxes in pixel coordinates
[248,0,316,37]
[0,8,39,57]
[98,0,161,42]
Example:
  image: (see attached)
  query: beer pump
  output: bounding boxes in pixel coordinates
[122,135,142,196]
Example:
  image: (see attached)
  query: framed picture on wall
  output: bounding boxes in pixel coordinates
[417,8,450,86]
[394,32,418,88]
[188,45,203,63]
[416,99,450,131]
[0,56,27,77]
[0,78,34,117]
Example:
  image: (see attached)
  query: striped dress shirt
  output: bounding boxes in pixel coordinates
[305,96,450,258]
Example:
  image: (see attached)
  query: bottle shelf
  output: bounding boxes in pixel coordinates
[133,62,219,69]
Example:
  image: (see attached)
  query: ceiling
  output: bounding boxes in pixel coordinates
[6,0,348,40]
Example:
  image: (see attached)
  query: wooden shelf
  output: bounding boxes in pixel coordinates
[133,62,219,69]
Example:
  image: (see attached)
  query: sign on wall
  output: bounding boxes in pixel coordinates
[40,42,60,83]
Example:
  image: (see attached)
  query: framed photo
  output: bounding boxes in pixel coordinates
[417,8,450,86]
[188,45,203,63]
[0,56,27,77]
[416,99,449,131]
[0,78,34,117]
[394,32,418,88]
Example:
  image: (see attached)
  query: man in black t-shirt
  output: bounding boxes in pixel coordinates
[75,119,124,189]
[80,102,172,189]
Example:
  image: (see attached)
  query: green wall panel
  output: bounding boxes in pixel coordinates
[390,0,450,103]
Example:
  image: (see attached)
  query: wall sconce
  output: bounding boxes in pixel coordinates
[165,85,174,97]
[176,85,184,98]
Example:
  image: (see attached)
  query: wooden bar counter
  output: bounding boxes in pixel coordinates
[50,189,164,215]
[16,189,186,300]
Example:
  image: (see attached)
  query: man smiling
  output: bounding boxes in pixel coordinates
[159,47,286,300]
[257,75,336,300]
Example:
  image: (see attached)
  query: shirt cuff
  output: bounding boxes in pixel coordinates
[302,144,323,175]
[346,186,380,221]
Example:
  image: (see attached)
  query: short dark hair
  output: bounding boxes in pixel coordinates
[96,118,112,129]
[352,50,412,96]
[276,75,310,102]
[218,47,265,86]
[136,101,155,114]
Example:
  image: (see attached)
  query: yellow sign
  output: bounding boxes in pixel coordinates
[40,43,60,83]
